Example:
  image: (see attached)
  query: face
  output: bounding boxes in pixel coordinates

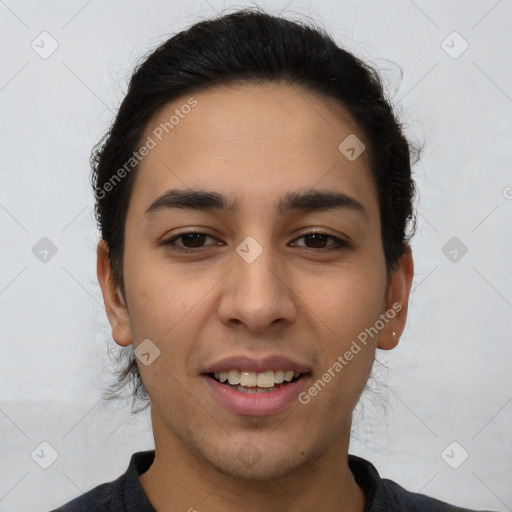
[98,83,413,481]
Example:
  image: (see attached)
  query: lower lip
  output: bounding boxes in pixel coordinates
[202,375,310,416]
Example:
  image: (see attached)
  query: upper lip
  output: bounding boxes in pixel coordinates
[202,355,312,375]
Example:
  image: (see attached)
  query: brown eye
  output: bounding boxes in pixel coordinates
[161,232,222,253]
[302,233,329,249]
[176,233,209,248]
[291,232,349,250]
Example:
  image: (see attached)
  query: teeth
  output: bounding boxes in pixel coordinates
[240,371,257,387]
[284,370,294,382]
[274,370,285,384]
[257,371,275,388]
[228,370,241,385]
[236,385,275,393]
[212,369,303,388]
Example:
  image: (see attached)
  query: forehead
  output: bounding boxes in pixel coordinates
[129,83,377,220]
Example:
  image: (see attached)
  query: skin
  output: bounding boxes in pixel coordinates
[97,83,414,512]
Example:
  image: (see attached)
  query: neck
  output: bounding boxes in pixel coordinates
[139,411,366,512]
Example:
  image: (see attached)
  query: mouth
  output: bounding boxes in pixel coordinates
[201,367,312,416]
[205,369,308,394]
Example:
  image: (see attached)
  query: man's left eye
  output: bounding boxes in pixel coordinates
[291,232,349,250]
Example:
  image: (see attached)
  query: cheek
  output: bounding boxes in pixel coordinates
[122,249,217,381]
[321,266,385,383]
[301,261,387,336]
[123,243,200,331]
[302,277,382,414]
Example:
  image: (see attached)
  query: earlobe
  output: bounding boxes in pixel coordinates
[377,245,414,351]
[96,240,132,347]
[378,322,400,351]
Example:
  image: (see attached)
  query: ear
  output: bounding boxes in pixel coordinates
[96,239,132,347]
[377,244,414,350]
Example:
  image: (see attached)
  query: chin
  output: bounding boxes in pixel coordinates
[192,432,327,483]
[174,414,332,482]
[209,450,307,482]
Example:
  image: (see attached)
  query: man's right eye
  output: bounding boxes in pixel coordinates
[161,231,222,252]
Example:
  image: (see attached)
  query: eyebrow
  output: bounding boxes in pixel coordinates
[145,188,367,219]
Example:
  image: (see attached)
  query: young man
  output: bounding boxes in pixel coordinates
[51,9,492,512]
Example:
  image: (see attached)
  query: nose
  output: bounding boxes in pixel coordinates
[217,240,297,332]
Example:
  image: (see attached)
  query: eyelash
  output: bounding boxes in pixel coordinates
[160,230,350,254]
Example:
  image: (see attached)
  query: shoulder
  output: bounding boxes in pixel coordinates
[348,454,494,512]
[376,477,488,511]
[48,478,118,511]
[48,450,156,512]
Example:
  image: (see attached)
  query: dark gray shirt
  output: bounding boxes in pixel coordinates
[49,450,494,511]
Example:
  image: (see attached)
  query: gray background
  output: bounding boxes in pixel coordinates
[0,1,511,511]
